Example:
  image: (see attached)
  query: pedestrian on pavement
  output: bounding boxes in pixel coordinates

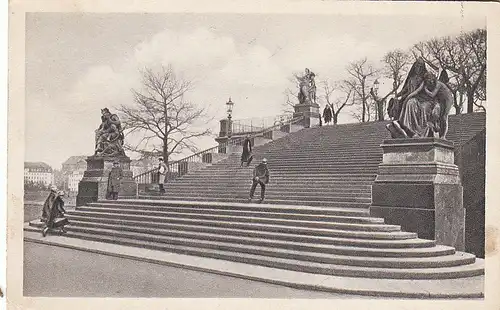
[107,161,123,200]
[241,135,253,167]
[248,158,269,203]
[42,188,68,237]
[158,157,168,194]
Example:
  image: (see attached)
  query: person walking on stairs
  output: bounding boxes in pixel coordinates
[107,161,123,200]
[158,157,168,194]
[241,135,253,167]
[248,158,269,203]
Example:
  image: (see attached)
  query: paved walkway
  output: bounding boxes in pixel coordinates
[23,228,484,298]
[24,242,354,298]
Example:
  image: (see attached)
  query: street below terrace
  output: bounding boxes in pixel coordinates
[24,242,360,298]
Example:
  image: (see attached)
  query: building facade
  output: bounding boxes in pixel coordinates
[61,156,87,192]
[24,162,54,187]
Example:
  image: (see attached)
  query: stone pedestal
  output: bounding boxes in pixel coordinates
[370,138,465,250]
[76,156,137,206]
[293,103,320,128]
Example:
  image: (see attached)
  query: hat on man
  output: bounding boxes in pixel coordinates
[262,158,268,163]
[50,185,58,192]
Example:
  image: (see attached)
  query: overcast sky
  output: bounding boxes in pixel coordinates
[25,13,485,168]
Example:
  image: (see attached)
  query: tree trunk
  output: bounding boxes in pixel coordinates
[467,91,475,113]
[162,138,169,167]
[333,113,338,125]
[377,101,384,121]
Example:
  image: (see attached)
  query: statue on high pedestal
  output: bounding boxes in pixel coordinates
[296,68,317,105]
[386,58,454,140]
[94,108,125,157]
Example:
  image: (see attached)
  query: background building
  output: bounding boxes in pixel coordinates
[24,162,54,188]
[61,156,87,192]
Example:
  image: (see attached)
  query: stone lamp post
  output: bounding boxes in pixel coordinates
[226,97,234,138]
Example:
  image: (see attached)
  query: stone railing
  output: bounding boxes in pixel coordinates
[134,115,304,185]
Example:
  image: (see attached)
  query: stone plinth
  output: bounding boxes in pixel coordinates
[370,138,465,250]
[76,156,137,206]
[293,103,320,128]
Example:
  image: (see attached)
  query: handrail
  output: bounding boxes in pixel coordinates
[134,115,304,184]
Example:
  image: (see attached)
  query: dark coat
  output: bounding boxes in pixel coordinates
[108,166,123,193]
[323,106,332,123]
[241,138,252,162]
[253,163,269,184]
[41,191,57,220]
[44,193,66,229]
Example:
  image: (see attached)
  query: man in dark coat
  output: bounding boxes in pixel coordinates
[248,158,269,203]
[42,188,68,237]
[323,105,332,125]
[241,135,253,167]
[107,161,123,200]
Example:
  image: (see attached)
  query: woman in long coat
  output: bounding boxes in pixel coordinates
[42,189,68,237]
[241,136,253,167]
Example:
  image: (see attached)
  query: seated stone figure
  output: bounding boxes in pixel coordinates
[94,108,125,156]
[423,72,454,139]
[385,58,452,140]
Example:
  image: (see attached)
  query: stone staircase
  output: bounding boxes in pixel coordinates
[25,113,486,297]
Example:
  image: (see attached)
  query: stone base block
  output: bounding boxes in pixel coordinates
[371,138,466,251]
[76,156,137,206]
[370,206,435,241]
[293,103,320,128]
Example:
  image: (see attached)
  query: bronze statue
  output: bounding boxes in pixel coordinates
[296,68,317,105]
[94,108,125,156]
[386,58,453,140]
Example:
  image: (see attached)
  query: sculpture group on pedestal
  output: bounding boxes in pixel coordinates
[386,57,454,140]
[94,108,125,157]
[296,68,317,105]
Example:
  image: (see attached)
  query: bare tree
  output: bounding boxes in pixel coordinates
[321,80,352,125]
[345,58,378,122]
[118,65,212,166]
[366,50,412,121]
[411,29,486,113]
[281,75,300,113]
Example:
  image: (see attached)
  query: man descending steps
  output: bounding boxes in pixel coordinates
[248,158,269,203]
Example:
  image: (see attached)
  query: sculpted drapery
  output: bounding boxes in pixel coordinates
[386,58,453,140]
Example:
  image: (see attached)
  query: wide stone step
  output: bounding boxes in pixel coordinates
[177,173,376,179]
[60,224,474,269]
[136,195,371,208]
[68,209,398,232]
[167,179,375,186]
[195,168,379,174]
[66,213,414,240]
[46,215,435,250]
[111,199,371,216]
[150,188,371,198]
[84,204,381,224]
[48,228,483,279]
[150,192,372,203]
[159,184,372,193]
[44,217,435,250]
